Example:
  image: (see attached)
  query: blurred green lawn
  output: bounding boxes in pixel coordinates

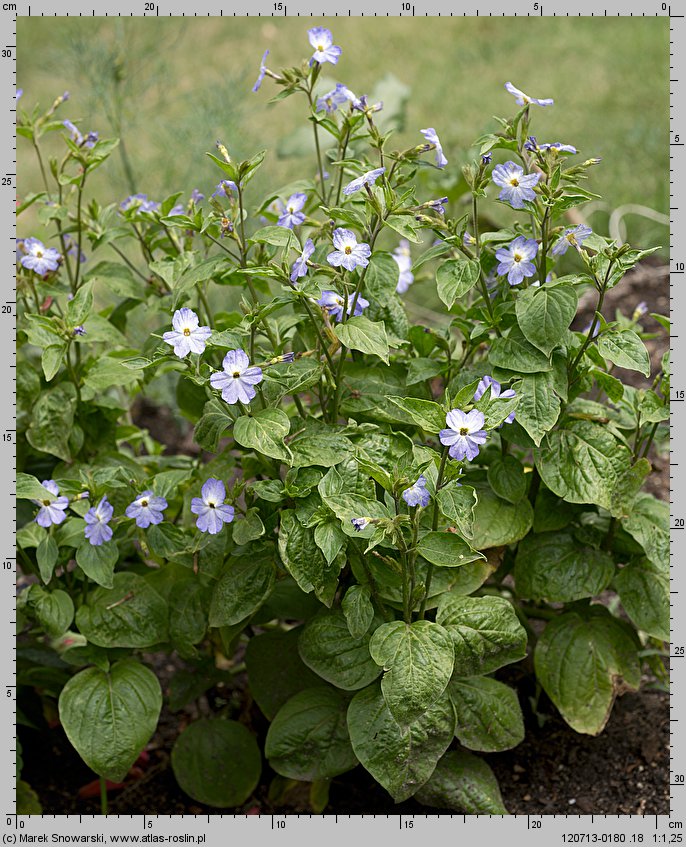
[18,16,669,250]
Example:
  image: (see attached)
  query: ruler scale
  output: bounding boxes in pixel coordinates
[7,0,682,841]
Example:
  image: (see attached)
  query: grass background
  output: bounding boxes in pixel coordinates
[18,16,669,250]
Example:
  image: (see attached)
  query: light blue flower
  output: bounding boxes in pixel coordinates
[34,480,69,528]
[402,475,430,508]
[125,490,168,529]
[16,89,22,100]
[540,141,577,154]
[505,81,553,107]
[551,224,592,256]
[439,409,487,461]
[211,180,238,198]
[290,238,315,282]
[420,127,447,168]
[316,83,356,113]
[120,193,160,213]
[84,496,114,546]
[342,167,385,196]
[474,376,516,424]
[392,240,414,294]
[210,349,263,405]
[492,162,540,209]
[351,517,371,532]
[352,94,383,117]
[20,237,61,276]
[495,236,539,286]
[163,308,212,358]
[191,478,235,534]
[277,193,307,229]
[633,301,649,321]
[327,228,371,272]
[190,188,205,203]
[252,49,270,92]
[308,27,341,65]
[317,290,369,322]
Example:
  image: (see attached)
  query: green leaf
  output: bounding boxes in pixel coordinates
[415,749,508,814]
[621,493,669,568]
[490,328,552,374]
[436,259,481,309]
[369,620,454,726]
[234,409,292,463]
[266,687,358,781]
[299,609,381,691]
[17,473,55,502]
[385,396,446,433]
[290,431,354,468]
[82,357,142,396]
[171,719,261,807]
[27,384,77,462]
[172,255,228,308]
[75,541,119,588]
[335,316,390,364]
[513,371,562,446]
[320,493,393,538]
[66,280,94,326]
[314,519,347,565]
[59,659,162,782]
[342,585,374,639]
[407,357,444,387]
[36,534,58,584]
[41,343,67,382]
[75,572,168,648]
[194,400,234,453]
[27,586,74,638]
[534,606,640,735]
[615,557,669,641]
[385,214,422,243]
[514,532,614,602]
[232,509,265,545]
[365,252,402,299]
[487,456,527,504]
[470,486,533,549]
[436,483,478,540]
[436,594,527,676]
[416,532,484,568]
[448,677,524,753]
[209,557,275,627]
[536,421,633,514]
[278,510,341,606]
[598,329,651,377]
[250,224,297,249]
[168,578,210,656]
[515,284,577,356]
[347,683,456,803]
[16,781,42,815]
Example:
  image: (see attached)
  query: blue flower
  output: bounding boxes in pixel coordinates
[317,290,370,322]
[72,325,86,336]
[190,188,205,203]
[20,237,61,276]
[474,376,516,424]
[439,409,488,462]
[423,197,448,215]
[163,308,212,358]
[191,478,235,534]
[16,89,22,100]
[540,141,577,154]
[482,152,493,164]
[524,135,539,153]
[252,49,270,92]
[210,349,263,405]
[505,81,553,107]
[352,94,383,117]
[290,238,315,282]
[64,120,97,148]
[308,27,341,65]
[120,193,160,213]
[463,232,476,248]
[327,228,371,272]
[342,167,385,196]
[84,496,114,546]
[316,83,356,113]
[277,193,307,229]
[64,235,86,263]
[211,180,238,198]
[495,236,539,286]
[125,490,168,529]
[351,517,371,532]
[420,127,447,168]
[402,475,430,508]
[633,301,649,321]
[392,240,414,294]
[551,224,592,256]
[492,162,540,209]
[34,480,69,528]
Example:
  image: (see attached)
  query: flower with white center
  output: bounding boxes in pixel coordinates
[342,167,385,196]
[317,290,369,322]
[402,475,430,508]
[474,376,516,424]
[34,480,69,528]
[84,496,114,546]
[551,224,593,257]
[393,240,414,294]
[290,238,315,283]
[327,228,371,272]
[351,517,371,532]
[439,409,488,462]
[420,127,448,168]
[495,235,539,286]
[191,478,235,534]
[492,162,540,210]
[352,95,383,118]
[210,349,263,405]
[163,308,212,358]
[308,27,341,65]
[277,193,307,229]
[316,83,356,113]
[540,141,577,154]
[504,81,554,107]
[125,490,168,529]
[20,237,61,276]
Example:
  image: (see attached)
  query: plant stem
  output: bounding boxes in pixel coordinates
[306,91,328,202]
[471,193,501,336]
[99,776,108,816]
[333,122,351,206]
[108,243,149,283]
[73,179,86,291]
[419,447,449,619]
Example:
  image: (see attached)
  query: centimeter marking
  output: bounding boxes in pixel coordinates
[7,0,683,838]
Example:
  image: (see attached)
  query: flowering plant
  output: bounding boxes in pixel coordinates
[16,31,668,814]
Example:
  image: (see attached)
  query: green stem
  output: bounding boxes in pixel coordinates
[306,91,328,202]
[640,422,660,459]
[108,243,149,283]
[333,122,351,207]
[419,447,449,619]
[73,179,86,291]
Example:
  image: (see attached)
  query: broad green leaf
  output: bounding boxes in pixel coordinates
[232,509,265,545]
[536,421,633,514]
[515,284,577,356]
[407,357,444,386]
[621,493,669,568]
[41,343,67,382]
[598,329,651,377]
[36,534,58,584]
[448,677,524,752]
[385,396,446,433]
[514,532,614,602]
[59,659,162,782]
[436,259,481,309]
[250,224,297,248]
[66,280,94,326]
[347,683,456,802]
[171,255,227,308]
[436,594,527,676]
[168,578,210,656]
[490,328,552,374]
[335,316,390,364]
[534,606,640,735]
[234,409,292,463]
[27,384,77,462]
[194,400,234,453]
[75,540,118,588]
[385,214,422,243]
[314,519,347,565]
[171,719,261,807]
[470,486,533,549]
[369,620,455,725]
[615,557,669,641]
[82,357,142,396]
[365,252,402,299]
[17,473,55,502]
[299,609,381,691]
[415,749,508,814]
[17,781,42,815]
[513,371,562,446]
[209,557,276,627]
[487,456,527,504]
[436,483,477,539]
[416,532,484,568]
[320,492,393,538]
[75,572,168,648]
[342,584,374,639]
[27,586,74,638]
[290,431,355,468]
[266,687,358,781]
[278,510,341,606]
